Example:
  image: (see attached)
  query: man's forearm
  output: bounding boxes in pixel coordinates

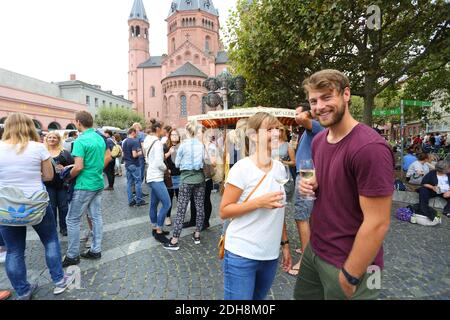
[70,167,82,178]
[343,220,390,278]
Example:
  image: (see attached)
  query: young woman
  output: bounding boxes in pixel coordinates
[219,112,292,300]
[163,129,181,226]
[44,132,74,236]
[0,113,75,300]
[164,121,206,250]
[144,119,171,244]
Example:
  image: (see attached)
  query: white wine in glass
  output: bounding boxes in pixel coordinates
[275,165,290,204]
[299,159,316,200]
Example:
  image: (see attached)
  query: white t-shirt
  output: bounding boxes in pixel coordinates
[224,157,286,261]
[0,141,50,198]
[406,161,430,185]
[437,174,449,194]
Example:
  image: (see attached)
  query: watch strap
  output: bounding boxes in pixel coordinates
[341,267,360,286]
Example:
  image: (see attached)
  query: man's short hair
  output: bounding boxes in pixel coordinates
[128,127,137,135]
[435,160,448,173]
[302,69,350,97]
[104,130,113,137]
[75,111,94,128]
[68,131,77,138]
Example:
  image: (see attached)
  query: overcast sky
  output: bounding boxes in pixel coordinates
[0,0,237,97]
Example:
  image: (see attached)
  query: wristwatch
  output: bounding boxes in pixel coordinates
[341,267,360,286]
[280,240,289,246]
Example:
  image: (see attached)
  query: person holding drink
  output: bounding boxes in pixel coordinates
[219,112,292,300]
[295,69,394,300]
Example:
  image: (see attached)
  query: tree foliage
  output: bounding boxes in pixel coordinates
[95,107,146,129]
[226,0,450,125]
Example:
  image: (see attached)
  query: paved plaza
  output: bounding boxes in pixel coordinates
[0,176,449,300]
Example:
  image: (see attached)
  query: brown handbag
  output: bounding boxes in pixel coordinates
[164,169,173,188]
[218,172,268,260]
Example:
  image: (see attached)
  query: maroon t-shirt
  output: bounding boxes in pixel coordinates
[310,124,394,269]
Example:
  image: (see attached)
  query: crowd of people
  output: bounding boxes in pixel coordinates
[2,69,442,300]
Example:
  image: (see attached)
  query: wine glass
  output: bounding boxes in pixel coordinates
[299,159,316,200]
[275,164,291,204]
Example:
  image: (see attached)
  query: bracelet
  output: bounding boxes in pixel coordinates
[280,240,289,246]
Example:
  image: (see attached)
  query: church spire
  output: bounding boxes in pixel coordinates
[129,0,148,22]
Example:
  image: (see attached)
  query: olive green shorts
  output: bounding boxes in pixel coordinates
[293,244,381,300]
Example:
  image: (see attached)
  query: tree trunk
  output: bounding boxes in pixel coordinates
[363,74,375,126]
[363,93,375,126]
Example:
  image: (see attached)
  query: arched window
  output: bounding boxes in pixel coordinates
[182,19,185,27]
[193,81,197,86]
[185,51,191,61]
[205,36,211,52]
[180,95,187,117]
[194,54,200,64]
[33,119,42,130]
[144,28,148,39]
[172,38,176,52]
[150,86,156,97]
[136,26,140,37]
[131,26,135,37]
[188,80,192,86]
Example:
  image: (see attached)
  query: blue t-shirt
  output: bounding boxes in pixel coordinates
[122,138,141,167]
[106,138,115,151]
[403,153,418,172]
[435,135,441,146]
[295,120,324,172]
[137,132,146,160]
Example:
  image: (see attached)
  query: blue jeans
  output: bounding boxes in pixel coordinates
[126,164,143,204]
[66,189,103,258]
[47,186,69,231]
[0,232,5,247]
[148,181,171,229]
[223,250,279,300]
[0,206,64,296]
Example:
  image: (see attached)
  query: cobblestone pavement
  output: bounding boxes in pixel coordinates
[0,176,449,300]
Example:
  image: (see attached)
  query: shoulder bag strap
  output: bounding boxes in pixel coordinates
[243,172,268,203]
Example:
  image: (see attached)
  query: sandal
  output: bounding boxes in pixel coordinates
[287,265,300,277]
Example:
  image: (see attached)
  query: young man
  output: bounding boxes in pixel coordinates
[123,128,147,207]
[295,69,394,300]
[103,130,116,191]
[288,104,324,276]
[63,111,107,267]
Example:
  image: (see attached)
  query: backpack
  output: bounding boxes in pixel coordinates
[394,179,406,191]
[0,187,49,226]
[111,141,122,158]
[395,207,413,222]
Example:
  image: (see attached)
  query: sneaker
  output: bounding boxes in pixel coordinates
[104,187,114,191]
[15,283,38,300]
[62,255,80,268]
[164,217,172,226]
[154,233,170,244]
[152,229,169,236]
[192,233,201,245]
[136,201,148,207]
[81,250,101,260]
[53,272,76,295]
[163,238,180,251]
[129,200,137,207]
[0,251,6,264]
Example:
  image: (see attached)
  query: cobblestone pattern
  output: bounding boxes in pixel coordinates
[1,177,448,300]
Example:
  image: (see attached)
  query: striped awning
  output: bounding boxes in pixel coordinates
[188,107,296,128]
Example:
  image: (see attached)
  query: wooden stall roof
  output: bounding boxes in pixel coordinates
[188,107,296,128]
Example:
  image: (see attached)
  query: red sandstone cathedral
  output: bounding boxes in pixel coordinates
[128,0,229,127]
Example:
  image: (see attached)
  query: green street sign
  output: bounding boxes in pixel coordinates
[401,100,432,107]
[373,108,401,116]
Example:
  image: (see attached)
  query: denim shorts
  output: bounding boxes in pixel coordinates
[294,174,314,221]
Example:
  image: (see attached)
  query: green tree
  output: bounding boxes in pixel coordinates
[226,0,450,125]
[95,107,146,129]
